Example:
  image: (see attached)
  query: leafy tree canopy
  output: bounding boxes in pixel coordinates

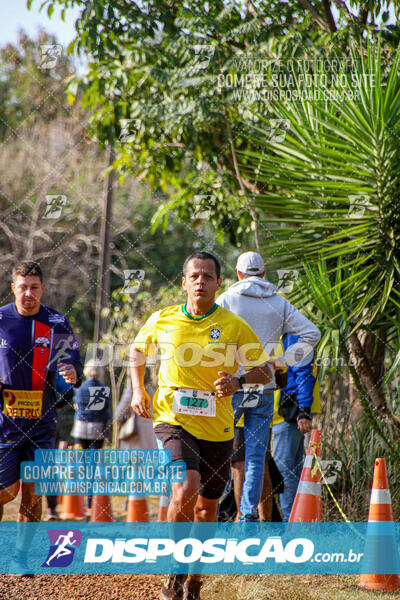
[29,0,400,245]
[0,29,74,137]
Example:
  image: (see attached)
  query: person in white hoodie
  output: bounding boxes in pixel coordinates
[216,251,320,521]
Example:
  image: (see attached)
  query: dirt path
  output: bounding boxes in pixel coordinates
[1,574,400,600]
[0,574,161,600]
[2,502,400,600]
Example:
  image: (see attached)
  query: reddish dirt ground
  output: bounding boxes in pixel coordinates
[0,495,164,600]
[0,574,162,600]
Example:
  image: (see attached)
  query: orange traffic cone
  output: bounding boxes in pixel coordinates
[90,495,113,522]
[59,442,86,519]
[60,494,86,520]
[289,429,321,522]
[126,495,150,522]
[157,495,170,522]
[359,458,400,591]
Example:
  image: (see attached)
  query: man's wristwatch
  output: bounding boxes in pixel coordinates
[238,375,246,389]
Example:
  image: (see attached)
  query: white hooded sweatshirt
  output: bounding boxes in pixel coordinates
[216,276,320,378]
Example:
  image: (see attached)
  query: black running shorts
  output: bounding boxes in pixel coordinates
[154,423,233,500]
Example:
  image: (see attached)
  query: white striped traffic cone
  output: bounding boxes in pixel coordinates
[359,457,400,591]
[289,429,321,522]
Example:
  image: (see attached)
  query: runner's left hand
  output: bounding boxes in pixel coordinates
[57,363,77,385]
[214,371,240,397]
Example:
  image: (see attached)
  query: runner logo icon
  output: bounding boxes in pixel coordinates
[88,386,110,411]
[42,529,82,568]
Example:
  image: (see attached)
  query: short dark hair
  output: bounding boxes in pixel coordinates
[183,252,221,279]
[12,261,43,282]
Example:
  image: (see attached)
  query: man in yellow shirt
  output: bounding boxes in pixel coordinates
[130,251,271,600]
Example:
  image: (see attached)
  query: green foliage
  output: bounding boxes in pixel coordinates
[29,0,400,245]
[0,29,74,138]
[322,416,400,520]
[241,41,400,332]
[0,28,241,350]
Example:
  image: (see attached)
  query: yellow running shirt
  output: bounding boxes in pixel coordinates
[134,304,269,441]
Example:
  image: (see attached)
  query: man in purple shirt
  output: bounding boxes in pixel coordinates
[0,260,82,573]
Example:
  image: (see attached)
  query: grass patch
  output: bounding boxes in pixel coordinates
[205,575,400,600]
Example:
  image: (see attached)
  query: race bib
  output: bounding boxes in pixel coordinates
[172,389,216,417]
[238,384,264,408]
[2,390,43,419]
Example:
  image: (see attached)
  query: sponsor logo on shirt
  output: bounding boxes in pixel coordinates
[35,336,51,354]
[0,338,7,348]
[48,314,65,324]
[209,327,222,341]
[2,390,43,418]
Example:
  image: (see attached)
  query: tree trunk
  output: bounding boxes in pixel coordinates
[94,145,115,343]
[349,331,386,412]
[362,329,386,385]
[349,330,400,427]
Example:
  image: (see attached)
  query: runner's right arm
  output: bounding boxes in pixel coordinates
[129,345,151,418]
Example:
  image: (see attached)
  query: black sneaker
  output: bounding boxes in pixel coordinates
[160,574,188,600]
[183,579,203,600]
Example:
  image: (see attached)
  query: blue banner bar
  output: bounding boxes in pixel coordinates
[1,522,400,575]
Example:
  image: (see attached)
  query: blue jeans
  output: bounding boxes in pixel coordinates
[272,420,304,521]
[232,389,274,521]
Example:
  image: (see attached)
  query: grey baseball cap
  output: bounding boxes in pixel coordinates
[236,251,265,275]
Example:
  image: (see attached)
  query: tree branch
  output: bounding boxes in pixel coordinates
[321,0,337,32]
[359,7,369,25]
[297,0,331,32]
[330,0,357,23]
[246,0,259,19]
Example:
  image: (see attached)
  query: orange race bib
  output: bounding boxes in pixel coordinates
[2,390,43,419]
